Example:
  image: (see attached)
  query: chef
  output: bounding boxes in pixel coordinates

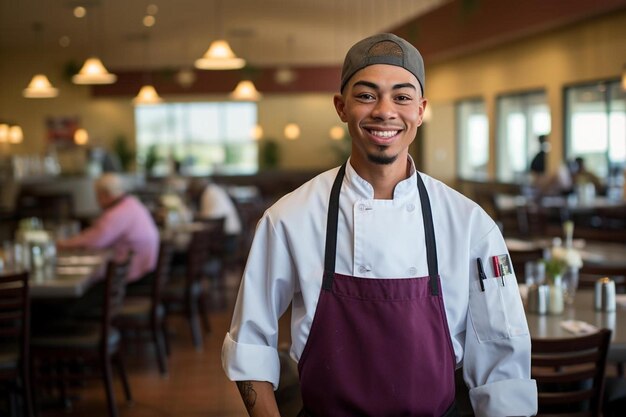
[222,33,537,417]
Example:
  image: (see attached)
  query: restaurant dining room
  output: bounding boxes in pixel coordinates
[1,0,626,416]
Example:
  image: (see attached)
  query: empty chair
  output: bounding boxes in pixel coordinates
[0,270,33,417]
[31,257,133,417]
[531,328,611,417]
[162,224,222,350]
[508,247,545,284]
[115,240,175,376]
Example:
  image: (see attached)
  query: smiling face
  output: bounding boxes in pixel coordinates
[334,64,427,177]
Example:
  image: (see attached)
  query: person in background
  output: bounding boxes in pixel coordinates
[529,134,549,175]
[187,177,242,255]
[57,173,159,285]
[571,156,603,193]
[222,33,537,417]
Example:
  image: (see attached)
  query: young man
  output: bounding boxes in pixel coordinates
[222,33,537,417]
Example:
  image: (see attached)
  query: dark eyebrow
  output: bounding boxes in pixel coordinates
[352,80,417,91]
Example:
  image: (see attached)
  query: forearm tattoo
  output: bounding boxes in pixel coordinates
[236,381,257,410]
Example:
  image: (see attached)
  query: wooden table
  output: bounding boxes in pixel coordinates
[525,290,626,364]
[28,249,110,298]
[505,238,626,268]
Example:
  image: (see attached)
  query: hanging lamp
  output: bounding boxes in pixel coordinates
[23,22,59,98]
[9,125,24,144]
[74,128,89,145]
[23,74,59,98]
[230,80,261,101]
[0,123,9,143]
[133,85,163,105]
[284,123,300,140]
[72,57,117,84]
[195,0,245,70]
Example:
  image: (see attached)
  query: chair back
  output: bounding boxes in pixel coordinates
[0,270,32,416]
[0,271,30,378]
[509,247,545,283]
[579,264,626,293]
[101,256,132,346]
[194,216,226,257]
[531,328,611,416]
[151,240,175,312]
[185,226,219,289]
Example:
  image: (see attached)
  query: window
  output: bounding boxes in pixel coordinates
[135,102,258,176]
[496,91,551,182]
[565,80,626,179]
[457,99,489,180]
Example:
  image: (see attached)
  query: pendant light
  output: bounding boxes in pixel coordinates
[133,32,163,105]
[74,128,89,145]
[72,4,117,85]
[0,123,9,143]
[9,125,24,144]
[194,0,245,70]
[282,35,300,140]
[230,80,262,101]
[23,22,58,98]
[23,74,59,98]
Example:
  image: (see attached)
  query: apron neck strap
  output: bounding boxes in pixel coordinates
[416,172,439,296]
[322,163,346,290]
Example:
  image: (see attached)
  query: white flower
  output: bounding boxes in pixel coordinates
[551,246,583,268]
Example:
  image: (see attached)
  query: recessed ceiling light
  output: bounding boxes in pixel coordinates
[73,6,86,18]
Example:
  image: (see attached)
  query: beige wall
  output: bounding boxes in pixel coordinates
[2,10,625,179]
[422,10,626,185]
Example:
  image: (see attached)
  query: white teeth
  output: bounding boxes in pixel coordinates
[369,130,398,138]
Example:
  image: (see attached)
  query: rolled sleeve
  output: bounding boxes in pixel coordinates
[222,332,281,390]
[469,378,538,417]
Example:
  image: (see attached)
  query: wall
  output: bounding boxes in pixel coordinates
[422,10,626,185]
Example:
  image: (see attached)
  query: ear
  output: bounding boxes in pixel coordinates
[416,98,428,127]
[333,94,348,122]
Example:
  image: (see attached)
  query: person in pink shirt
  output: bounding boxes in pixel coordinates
[57,173,159,284]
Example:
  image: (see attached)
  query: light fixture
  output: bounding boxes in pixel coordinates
[72,57,117,84]
[133,32,163,105]
[230,80,262,101]
[329,126,345,141]
[195,40,245,70]
[251,124,263,140]
[195,0,245,70]
[23,22,58,99]
[74,128,89,145]
[622,64,626,91]
[9,125,24,144]
[133,85,163,105]
[0,123,9,143]
[284,123,300,140]
[72,5,116,85]
[23,74,59,98]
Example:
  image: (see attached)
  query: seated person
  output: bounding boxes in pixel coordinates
[57,173,160,285]
[571,157,604,193]
[187,178,242,255]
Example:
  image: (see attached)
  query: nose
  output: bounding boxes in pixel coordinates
[371,97,396,120]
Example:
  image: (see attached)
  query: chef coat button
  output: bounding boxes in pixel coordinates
[408,267,417,275]
[358,265,368,274]
[406,203,415,212]
[358,204,366,211]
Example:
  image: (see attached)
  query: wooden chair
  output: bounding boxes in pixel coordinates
[531,328,611,417]
[115,240,175,376]
[162,224,221,350]
[31,257,133,417]
[579,264,626,293]
[0,270,33,417]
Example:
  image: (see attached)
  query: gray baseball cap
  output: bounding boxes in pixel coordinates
[340,33,425,95]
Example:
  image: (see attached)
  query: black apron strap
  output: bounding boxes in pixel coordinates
[322,163,346,291]
[416,172,440,296]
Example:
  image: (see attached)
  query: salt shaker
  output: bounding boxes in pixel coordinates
[528,284,550,315]
[594,277,616,312]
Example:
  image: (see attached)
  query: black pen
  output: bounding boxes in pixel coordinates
[476,258,487,292]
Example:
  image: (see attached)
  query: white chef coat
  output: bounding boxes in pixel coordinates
[222,158,538,417]
[199,183,242,235]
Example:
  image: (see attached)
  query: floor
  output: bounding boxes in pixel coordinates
[38,269,271,417]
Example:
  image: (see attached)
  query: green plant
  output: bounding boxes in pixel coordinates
[542,258,567,283]
[112,134,136,171]
[260,139,280,170]
[144,144,160,176]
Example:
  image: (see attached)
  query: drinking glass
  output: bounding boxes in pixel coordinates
[562,266,579,305]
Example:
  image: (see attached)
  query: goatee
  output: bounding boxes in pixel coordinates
[367,147,397,165]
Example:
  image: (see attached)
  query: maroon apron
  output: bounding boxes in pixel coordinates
[297,164,458,417]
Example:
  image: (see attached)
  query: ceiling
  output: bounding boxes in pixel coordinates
[0,0,448,71]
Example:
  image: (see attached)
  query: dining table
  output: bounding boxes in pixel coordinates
[27,248,110,298]
[524,289,626,364]
[505,237,626,269]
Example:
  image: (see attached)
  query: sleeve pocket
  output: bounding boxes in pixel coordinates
[468,274,529,342]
